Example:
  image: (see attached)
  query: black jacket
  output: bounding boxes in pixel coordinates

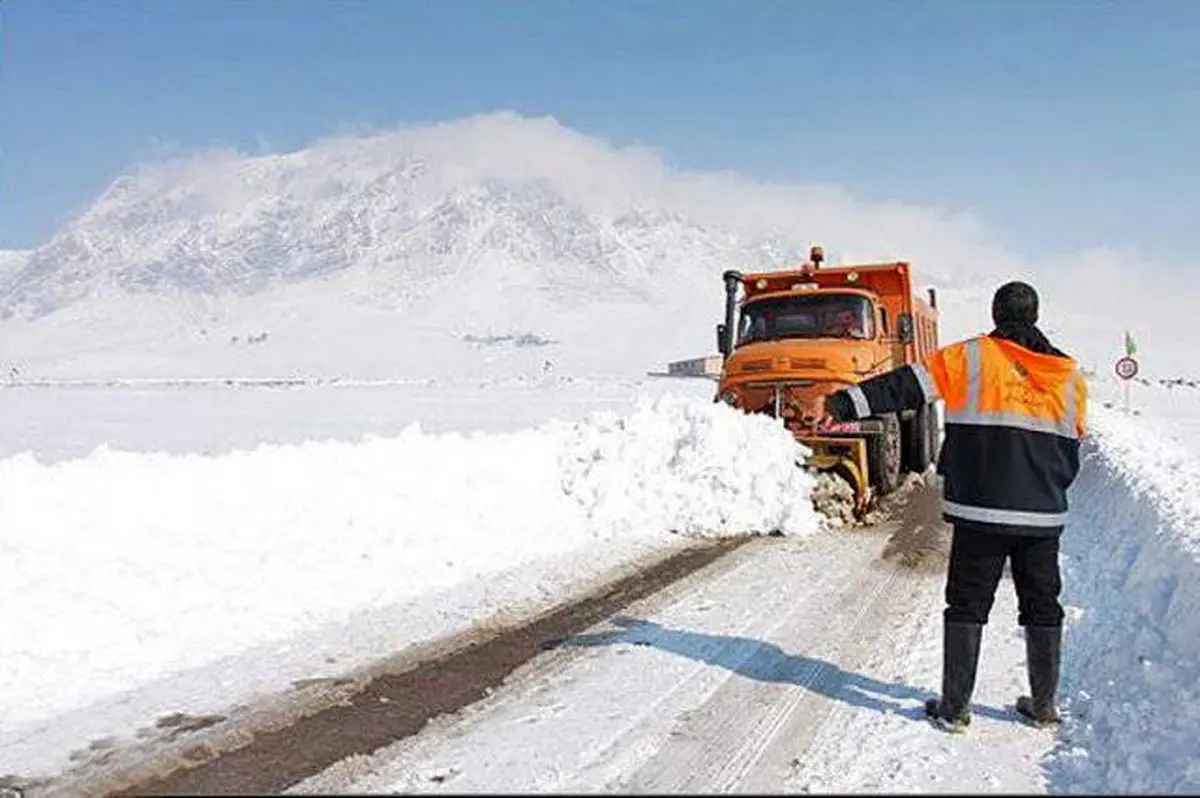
[825,325,1088,536]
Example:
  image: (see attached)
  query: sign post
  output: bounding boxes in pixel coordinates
[1115,354,1138,414]
[1118,330,1139,412]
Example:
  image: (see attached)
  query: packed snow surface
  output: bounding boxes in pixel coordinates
[0,391,818,773]
[282,384,1200,795]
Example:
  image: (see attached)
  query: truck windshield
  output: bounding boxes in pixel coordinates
[738,294,875,345]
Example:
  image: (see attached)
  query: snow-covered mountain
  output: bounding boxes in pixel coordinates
[2,164,784,319]
[0,111,1192,379]
[0,250,28,281]
[0,115,814,378]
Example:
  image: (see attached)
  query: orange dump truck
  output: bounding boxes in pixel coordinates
[715,246,940,515]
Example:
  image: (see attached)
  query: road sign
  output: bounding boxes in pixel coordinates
[1115,356,1139,380]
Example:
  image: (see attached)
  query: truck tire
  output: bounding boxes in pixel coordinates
[902,402,934,474]
[869,413,903,495]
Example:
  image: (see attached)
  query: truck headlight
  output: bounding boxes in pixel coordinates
[720,390,739,407]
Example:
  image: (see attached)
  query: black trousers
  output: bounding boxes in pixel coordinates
[944,524,1064,628]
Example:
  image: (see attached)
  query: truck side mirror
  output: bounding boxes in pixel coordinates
[898,313,915,345]
[717,323,729,356]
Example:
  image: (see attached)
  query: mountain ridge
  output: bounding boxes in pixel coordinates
[1,112,1188,378]
[1,123,811,322]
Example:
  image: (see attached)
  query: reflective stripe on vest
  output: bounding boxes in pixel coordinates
[966,337,982,412]
[846,384,871,418]
[943,500,1068,528]
[944,338,1082,440]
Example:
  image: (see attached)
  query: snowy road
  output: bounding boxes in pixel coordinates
[288,479,1057,795]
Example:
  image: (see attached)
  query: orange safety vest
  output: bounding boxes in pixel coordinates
[835,331,1089,533]
[920,336,1086,437]
[910,335,1087,531]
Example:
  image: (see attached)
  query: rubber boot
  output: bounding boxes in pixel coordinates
[924,620,983,733]
[1016,625,1062,727]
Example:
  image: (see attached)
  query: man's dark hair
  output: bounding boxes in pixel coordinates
[992,281,1039,326]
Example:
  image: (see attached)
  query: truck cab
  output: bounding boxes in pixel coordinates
[715,246,940,514]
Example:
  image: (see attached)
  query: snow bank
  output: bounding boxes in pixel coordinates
[560,396,819,538]
[0,394,818,732]
[1052,405,1200,793]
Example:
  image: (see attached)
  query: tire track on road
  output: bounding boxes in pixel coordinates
[616,534,916,794]
[549,533,878,794]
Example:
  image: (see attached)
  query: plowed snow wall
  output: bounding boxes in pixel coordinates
[1051,408,1200,792]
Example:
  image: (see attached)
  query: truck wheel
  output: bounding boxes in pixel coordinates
[869,414,903,495]
[902,402,933,473]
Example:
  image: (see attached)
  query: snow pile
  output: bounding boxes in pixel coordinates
[1052,405,1200,792]
[560,395,819,538]
[0,394,818,731]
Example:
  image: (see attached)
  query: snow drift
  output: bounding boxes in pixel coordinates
[0,395,819,735]
[1053,406,1200,793]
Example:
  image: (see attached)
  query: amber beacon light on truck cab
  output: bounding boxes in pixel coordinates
[715,245,941,516]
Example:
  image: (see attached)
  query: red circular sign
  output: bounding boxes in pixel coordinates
[1115,356,1139,380]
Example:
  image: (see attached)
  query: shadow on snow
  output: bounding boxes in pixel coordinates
[561,615,1011,723]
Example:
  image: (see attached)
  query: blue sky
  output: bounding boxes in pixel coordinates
[1,0,1197,264]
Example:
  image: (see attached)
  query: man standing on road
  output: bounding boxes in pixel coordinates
[823,281,1088,733]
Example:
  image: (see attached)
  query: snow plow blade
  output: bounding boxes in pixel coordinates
[802,436,872,517]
